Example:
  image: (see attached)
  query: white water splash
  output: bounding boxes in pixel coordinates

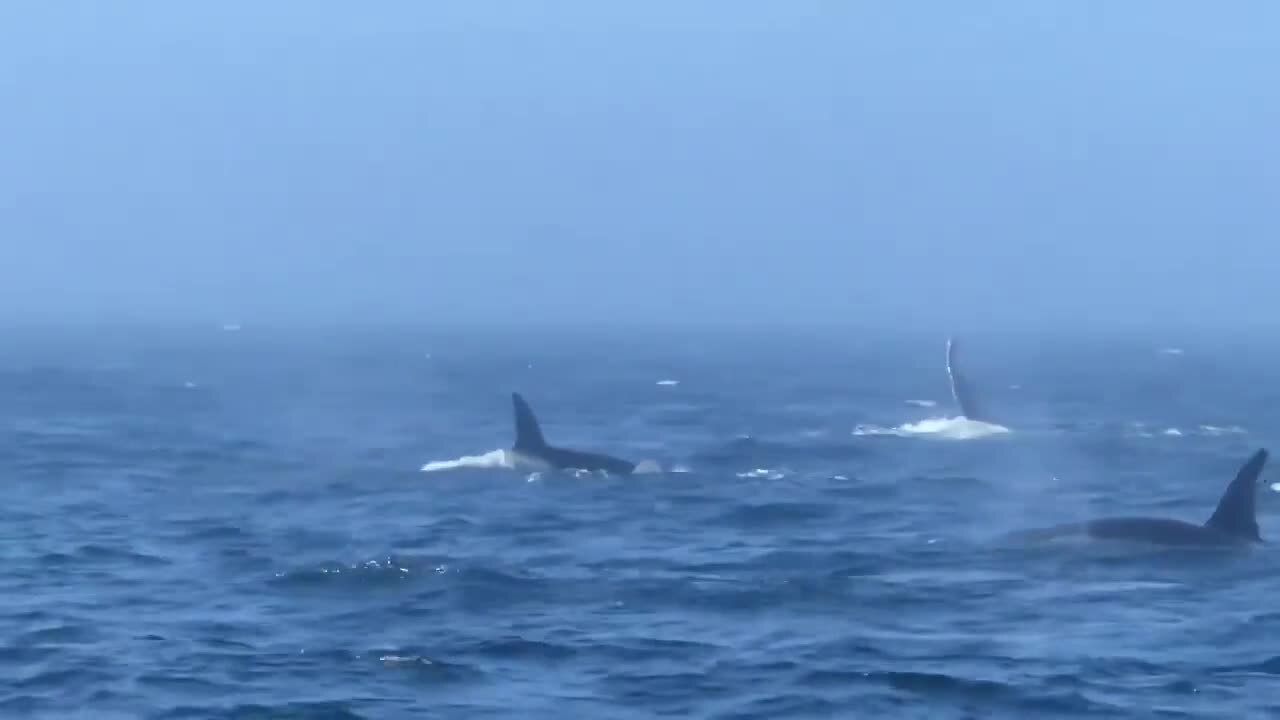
[1162,428,1183,437]
[421,449,666,475]
[656,379,680,386]
[633,459,664,474]
[420,449,514,473]
[853,416,1011,440]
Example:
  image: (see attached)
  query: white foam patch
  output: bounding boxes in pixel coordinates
[1271,483,1280,493]
[656,379,680,386]
[905,399,937,408]
[737,467,788,480]
[853,416,1011,440]
[1199,425,1246,436]
[633,459,664,474]
[381,655,433,666]
[420,449,514,473]
[421,450,666,476]
[1132,424,1243,439]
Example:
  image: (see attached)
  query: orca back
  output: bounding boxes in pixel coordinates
[509,392,640,475]
[511,392,548,451]
[1203,449,1268,541]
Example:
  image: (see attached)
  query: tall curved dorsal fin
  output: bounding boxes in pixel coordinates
[1204,448,1268,541]
[511,392,548,450]
[946,336,985,422]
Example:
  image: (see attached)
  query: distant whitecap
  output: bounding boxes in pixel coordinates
[1199,425,1246,436]
[736,468,787,480]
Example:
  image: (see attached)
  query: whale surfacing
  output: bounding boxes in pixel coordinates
[945,336,988,422]
[1020,449,1268,547]
[510,392,639,475]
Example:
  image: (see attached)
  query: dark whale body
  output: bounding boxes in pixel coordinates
[1019,449,1268,547]
[509,393,637,475]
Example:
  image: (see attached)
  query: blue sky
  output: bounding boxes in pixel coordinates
[1,2,1276,330]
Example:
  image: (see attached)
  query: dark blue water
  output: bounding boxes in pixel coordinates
[3,326,1279,719]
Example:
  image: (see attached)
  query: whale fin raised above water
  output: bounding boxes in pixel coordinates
[512,392,548,450]
[1017,448,1271,547]
[508,392,638,475]
[946,336,986,422]
[1204,448,1267,541]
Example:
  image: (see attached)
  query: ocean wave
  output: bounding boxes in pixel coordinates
[271,557,418,590]
[153,701,368,720]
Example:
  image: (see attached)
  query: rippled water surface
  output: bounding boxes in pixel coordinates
[3,326,1279,718]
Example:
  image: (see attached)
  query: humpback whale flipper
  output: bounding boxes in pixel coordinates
[1204,449,1267,541]
[946,336,985,422]
[512,392,548,451]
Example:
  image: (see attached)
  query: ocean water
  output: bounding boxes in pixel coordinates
[2,325,1279,719]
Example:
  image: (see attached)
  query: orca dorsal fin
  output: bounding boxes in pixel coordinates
[1204,448,1268,541]
[946,336,985,422]
[511,392,548,450]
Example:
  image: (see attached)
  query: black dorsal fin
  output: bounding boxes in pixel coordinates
[511,392,548,450]
[946,336,985,422]
[1204,449,1268,541]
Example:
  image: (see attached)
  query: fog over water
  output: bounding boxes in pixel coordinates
[0,3,1276,333]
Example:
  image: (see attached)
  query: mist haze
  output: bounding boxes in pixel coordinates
[1,2,1276,332]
